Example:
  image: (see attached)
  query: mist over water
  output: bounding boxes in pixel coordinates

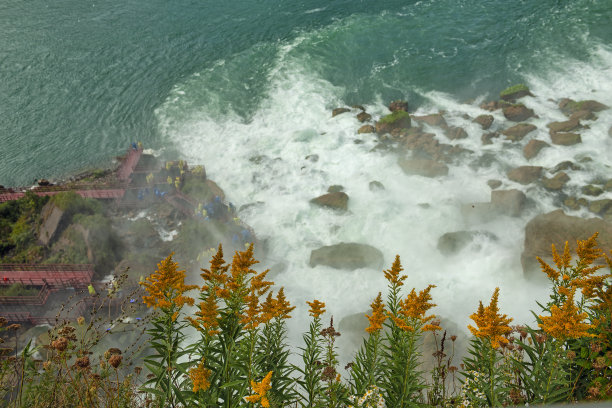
[3,0,612,356]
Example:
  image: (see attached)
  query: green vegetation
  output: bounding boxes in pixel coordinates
[378,110,411,125]
[50,191,102,216]
[180,178,215,203]
[0,192,49,261]
[0,283,39,297]
[499,84,530,98]
[1,234,610,407]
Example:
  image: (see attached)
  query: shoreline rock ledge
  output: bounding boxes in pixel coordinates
[309,242,384,270]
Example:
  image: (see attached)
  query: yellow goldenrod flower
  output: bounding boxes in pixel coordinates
[576,232,603,268]
[200,244,229,287]
[384,255,407,287]
[306,299,326,318]
[539,288,594,340]
[250,269,273,296]
[245,371,273,407]
[365,293,386,333]
[140,253,196,315]
[399,285,437,323]
[186,294,220,336]
[389,314,413,332]
[537,257,559,281]
[259,292,277,324]
[189,359,211,393]
[468,288,513,348]
[273,287,295,319]
[241,290,261,330]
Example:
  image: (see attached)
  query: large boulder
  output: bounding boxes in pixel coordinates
[507,166,543,184]
[523,139,549,160]
[412,113,448,129]
[332,107,350,117]
[473,114,494,130]
[547,118,581,134]
[502,104,535,122]
[521,210,612,277]
[310,192,349,211]
[437,230,498,256]
[500,84,533,102]
[541,172,570,191]
[502,123,537,141]
[376,111,411,134]
[309,243,384,270]
[358,124,376,134]
[445,126,468,140]
[398,157,449,178]
[357,111,372,122]
[559,99,608,116]
[551,132,582,146]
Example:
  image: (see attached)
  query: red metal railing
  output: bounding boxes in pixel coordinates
[0,283,50,306]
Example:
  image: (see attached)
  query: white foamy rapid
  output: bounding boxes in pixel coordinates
[156,36,612,356]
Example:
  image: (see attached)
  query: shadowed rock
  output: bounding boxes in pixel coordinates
[412,113,448,129]
[310,242,384,270]
[503,104,535,122]
[437,230,498,256]
[357,111,372,122]
[522,210,612,277]
[332,107,350,117]
[491,189,526,217]
[541,172,570,191]
[310,192,349,211]
[445,126,468,140]
[473,114,494,130]
[502,123,537,141]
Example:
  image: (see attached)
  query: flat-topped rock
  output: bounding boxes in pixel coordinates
[500,84,533,102]
[507,166,543,184]
[559,98,608,116]
[551,132,582,146]
[310,242,384,270]
[358,124,375,134]
[445,126,468,140]
[523,139,549,160]
[547,118,580,133]
[332,107,350,117]
[491,189,526,217]
[502,123,537,141]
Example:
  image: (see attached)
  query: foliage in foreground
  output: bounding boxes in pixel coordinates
[0,234,611,407]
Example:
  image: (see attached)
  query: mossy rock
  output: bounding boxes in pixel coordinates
[500,84,532,101]
[582,185,604,197]
[375,110,411,134]
[559,99,608,116]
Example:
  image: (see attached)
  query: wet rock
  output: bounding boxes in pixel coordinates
[500,84,533,102]
[582,185,604,197]
[473,114,494,130]
[521,210,612,277]
[588,199,612,215]
[547,118,581,134]
[551,132,582,146]
[605,179,612,192]
[523,139,549,160]
[481,132,500,145]
[327,185,344,193]
[412,113,448,129]
[332,107,350,117]
[388,100,409,112]
[541,172,570,191]
[437,230,498,256]
[398,157,449,178]
[309,242,384,270]
[487,179,502,190]
[563,197,581,210]
[352,105,366,111]
[357,111,372,122]
[491,189,527,217]
[358,124,376,134]
[310,192,349,211]
[445,126,468,140]
[369,181,385,191]
[502,123,537,141]
[480,100,500,111]
[376,111,411,134]
[569,110,596,121]
[552,161,581,173]
[507,166,543,184]
[559,98,608,116]
[502,104,535,122]
[305,154,319,162]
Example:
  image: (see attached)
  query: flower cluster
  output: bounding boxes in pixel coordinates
[468,287,513,348]
[245,371,273,407]
[365,293,386,333]
[306,299,326,318]
[539,287,594,339]
[458,370,487,407]
[348,385,386,408]
[188,359,212,393]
